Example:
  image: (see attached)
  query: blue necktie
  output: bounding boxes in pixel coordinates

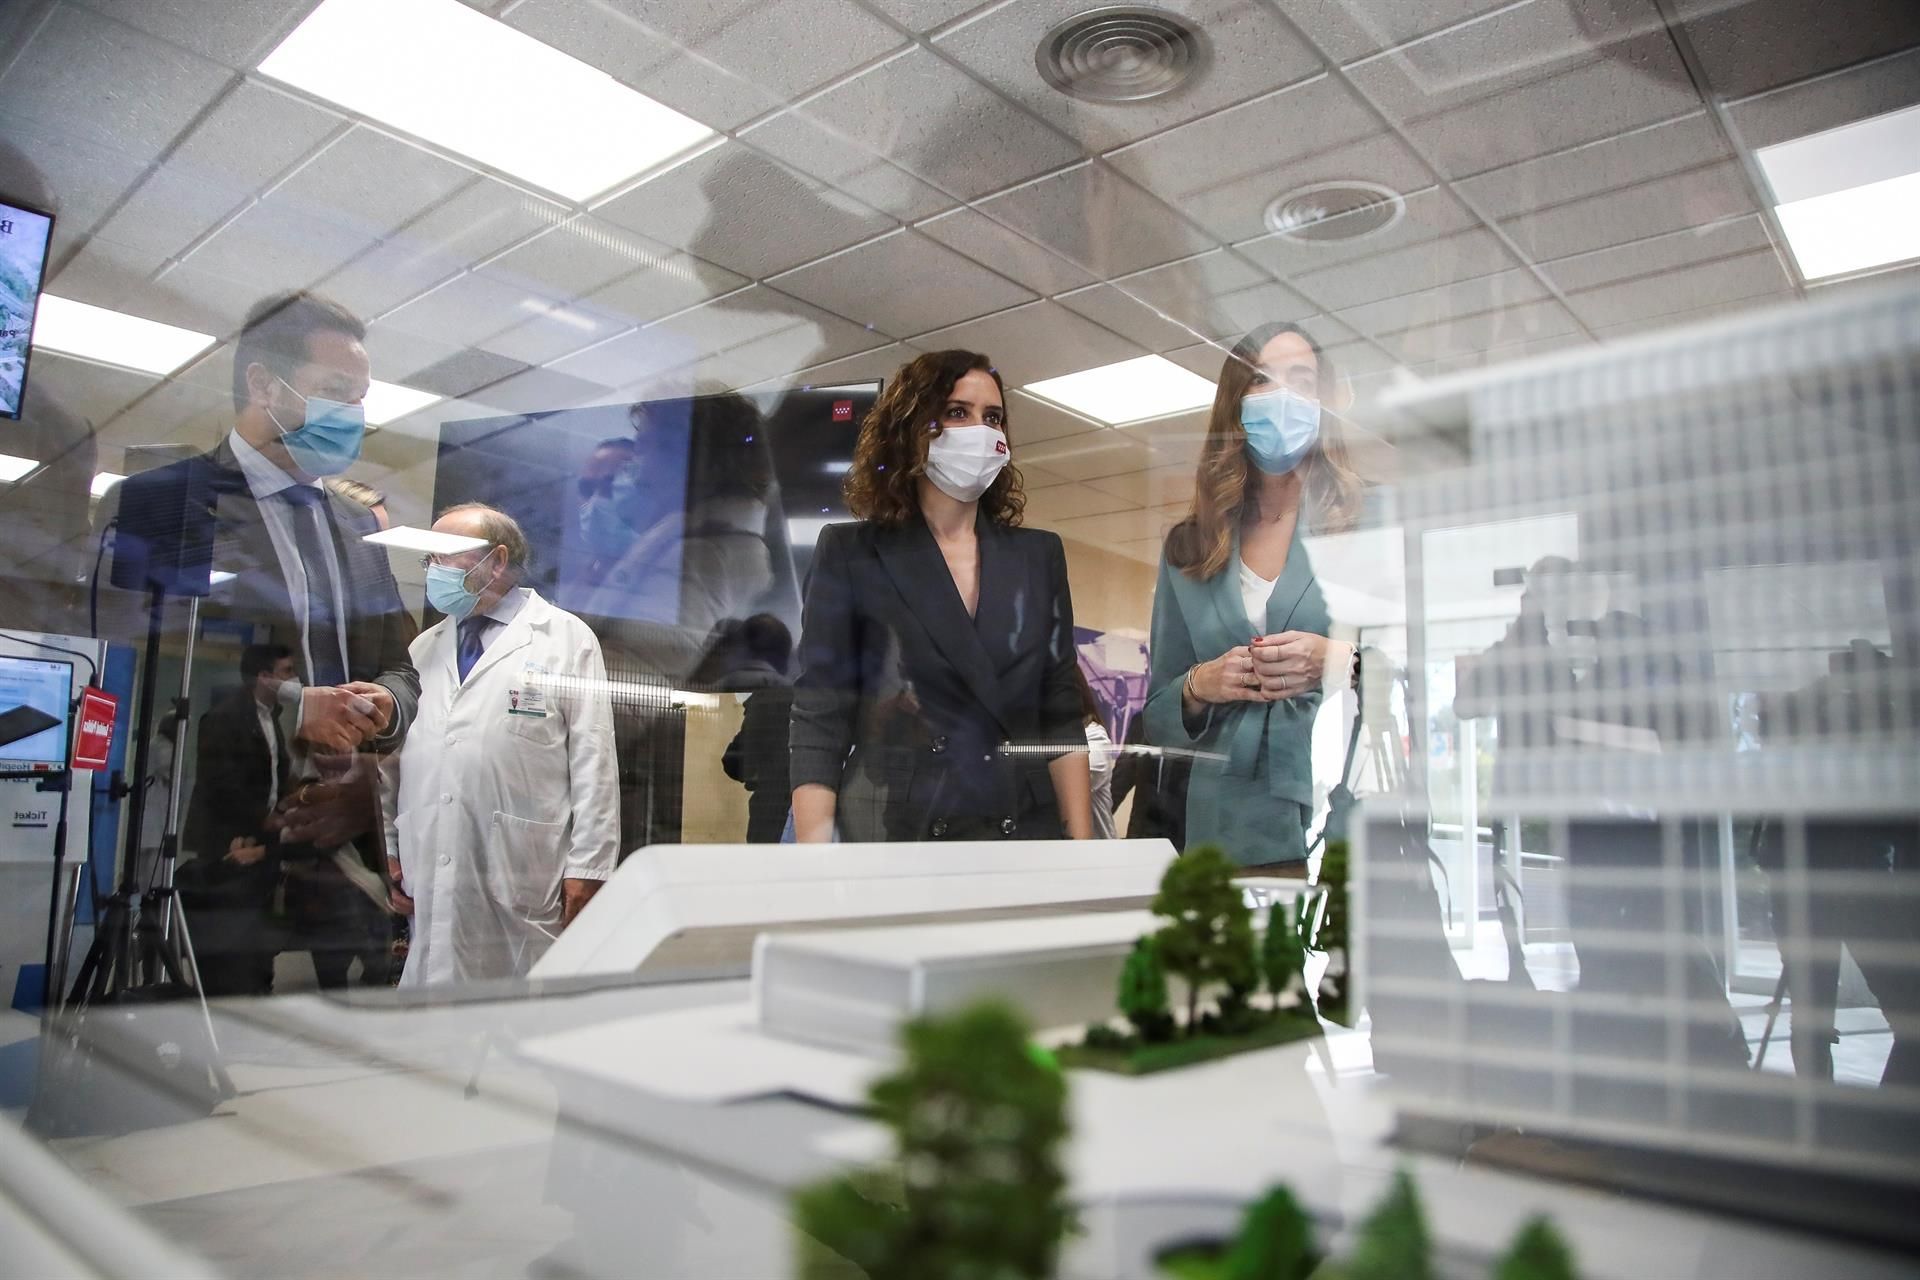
[457,616,488,683]
[277,486,348,688]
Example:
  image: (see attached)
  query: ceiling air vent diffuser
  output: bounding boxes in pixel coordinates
[1263,181,1406,243]
[1036,6,1210,103]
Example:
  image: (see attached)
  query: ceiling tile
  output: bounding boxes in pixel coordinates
[47,236,239,336]
[1280,0,1539,65]
[1114,407,1213,466]
[1019,429,1159,482]
[634,0,910,132]
[1566,250,1794,329]
[1047,505,1187,546]
[1056,283,1212,353]
[1539,215,1775,294]
[72,0,313,70]
[739,342,915,395]
[369,269,565,353]
[481,297,635,367]
[0,5,231,163]
[502,0,769,131]
[1590,291,1799,342]
[915,206,1098,295]
[402,347,533,400]
[1413,57,1703,177]
[1673,0,1920,102]
[467,365,617,415]
[321,179,569,318]
[1021,481,1137,524]
[863,0,995,32]
[690,312,891,392]
[360,322,471,385]
[1498,159,1757,263]
[22,351,157,428]
[769,229,1036,337]
[911,300,1142,385]
[540,326,699,393]
[1086,461,1199,510]
[88,82,342,266]
[1287,227,1519,312]
[780,46,1083,202]
[1234,185,1479,283]
[934,0,1323,154]
[1380,298,1581,363]
[1120,251,1324,340]
[581,250,750,329]
[487,217,675,302]
[1107,75,1435,243]
[970,164,1217,279]
[273,126,476,242]
[1725,45,1920,149]
[1346,0,1671,122]
[1006,390,1106,446]
[741,111,955,224]
[0,108,154,264]
[594,142,893,279]
[1335,268,1549,340]
[1453,113,1730,222]
[173,197,375,295]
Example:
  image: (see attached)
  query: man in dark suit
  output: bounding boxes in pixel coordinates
[180,644,295,996]
[99,291,420,990]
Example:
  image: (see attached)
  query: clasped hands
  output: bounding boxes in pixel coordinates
[1187,631,1337,706]
[296,681,395,753]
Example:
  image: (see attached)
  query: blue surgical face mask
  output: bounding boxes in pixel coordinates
[580,465,643,558]
[267,374,366,477]
[425,555,492,619]
[1239,388,1321,475]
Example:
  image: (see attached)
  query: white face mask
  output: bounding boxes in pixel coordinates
[924,425,1010,503]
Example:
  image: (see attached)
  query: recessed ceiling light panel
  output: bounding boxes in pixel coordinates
[31,295,215,376]
[1757,104,1920,281]
[1264,181,1405,243]
[0,452,39,483]
[1036,6,1210,104]
[90,472,126,498]
[259,0,715,202]
[362,526,489,556]
[1023,354,1216,426]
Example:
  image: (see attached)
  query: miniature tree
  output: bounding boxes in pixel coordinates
[1118,935,1175,1043]
[1494,1217,1577,1280]
[1327,1170,1433,1280]
[1222,1184,1316,1280]
[794,1001,1071,1280]
[1153,845,1255,1034]
[1261,896,1311,1013]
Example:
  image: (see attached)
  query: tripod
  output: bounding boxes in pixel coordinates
[46,587,233,1113]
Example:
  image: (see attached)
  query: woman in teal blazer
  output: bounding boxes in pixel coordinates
[1143,322,1362,872]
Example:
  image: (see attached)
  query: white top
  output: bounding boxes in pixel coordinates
[252,698,281,811]
[1238,557,1277,633]
[1084,720,1117,840]
[225,430,350,691]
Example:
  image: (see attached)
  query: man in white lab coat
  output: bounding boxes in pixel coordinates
[385,504,619,985]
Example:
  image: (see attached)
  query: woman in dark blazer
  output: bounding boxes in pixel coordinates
[1143,322,1364,872]
[790,350,1093,844]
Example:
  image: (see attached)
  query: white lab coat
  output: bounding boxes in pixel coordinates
[386,589,619,986]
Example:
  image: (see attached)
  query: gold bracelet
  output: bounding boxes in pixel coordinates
[1182,664,1200,702]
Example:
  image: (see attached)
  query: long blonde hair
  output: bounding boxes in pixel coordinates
[1164,322,1361,580]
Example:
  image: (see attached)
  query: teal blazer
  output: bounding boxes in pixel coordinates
[1142,530,1331,866]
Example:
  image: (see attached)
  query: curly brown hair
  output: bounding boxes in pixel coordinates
[1165,321,1361,580]
[843,349,1027,527]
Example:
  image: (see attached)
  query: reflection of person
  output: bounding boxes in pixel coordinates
[713,614,796,844]
[385,505,619,985]
[1454,556,1582,778]
[790,350,1092,844]
[1142,323,1361,871]
[180,644,294,996]
[1075,665,1118,841]
[1758,642,1920,1087]
[94,292,419,991]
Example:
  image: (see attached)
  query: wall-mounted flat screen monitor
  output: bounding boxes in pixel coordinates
[433,383,880,684]
[0,199,55,420]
